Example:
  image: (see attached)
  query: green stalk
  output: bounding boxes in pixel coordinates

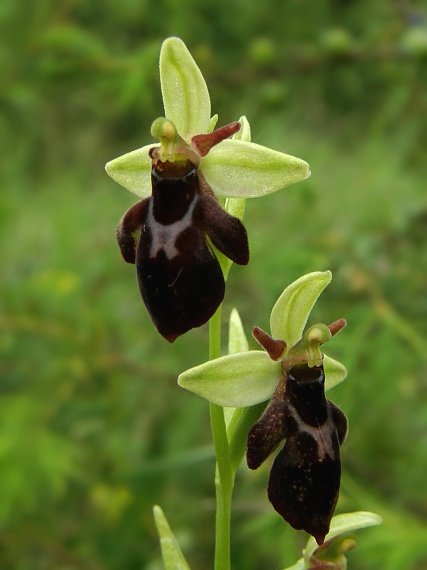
[209,305,234,570]
[208,195,247,569]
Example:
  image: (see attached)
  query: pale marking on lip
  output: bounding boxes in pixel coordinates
[148,196,197,260]
[287,404,335,461]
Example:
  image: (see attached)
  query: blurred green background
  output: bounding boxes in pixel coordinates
[1,0,427,568]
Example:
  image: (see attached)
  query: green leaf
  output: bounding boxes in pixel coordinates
[105,144,153,197]
[160,37,211,140]
[153,505,192,570]
[200,139,310,198]
[304,511,383,564]
[324,354,348,390]
[270,271,332,347]
[228,308,249,355]
[178,351,281,407]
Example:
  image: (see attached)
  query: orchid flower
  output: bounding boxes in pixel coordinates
[178,271,347,407]
[105,37,310,201]
[179,271,349,542]
[105,38,310,341]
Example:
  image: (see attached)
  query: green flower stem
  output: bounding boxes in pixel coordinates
[207,197,249,569]
[209,306,234,570]
[211,458,233,570]
[208,304,222,362]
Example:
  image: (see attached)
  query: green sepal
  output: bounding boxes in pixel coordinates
[225,195,246,221]
[209,243,233,282]
[270,271,332,347]
[282,559,305,570]
[228,308,249,355]
[224,115,251,220]
[105,144,153,197]
[160,37,211,140]
[153,505,192,570]
[178,351,281,407]
[201,139,310,198]
[303,511,383,565]
[224,308,249,427]
[283,511,382,570]
[324,354,348,390]
[225,305,264,466]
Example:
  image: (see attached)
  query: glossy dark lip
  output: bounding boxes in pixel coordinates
[116,154,249,342]
[246,362,348,545]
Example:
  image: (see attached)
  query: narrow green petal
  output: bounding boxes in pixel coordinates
[304,512,382,563]
[200,139,310,198]
[153,505,192,570]
[270,271,332,347]
[228,308,249,355]
[178,351,281,407]
[160,37,211,139]
[105,144,154,197]
[324,354,348,390]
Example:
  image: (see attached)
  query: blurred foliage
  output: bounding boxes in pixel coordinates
[1,0,427,568]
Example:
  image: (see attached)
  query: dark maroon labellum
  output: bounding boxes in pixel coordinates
[116,157,249,342]
[247,363,347,545]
